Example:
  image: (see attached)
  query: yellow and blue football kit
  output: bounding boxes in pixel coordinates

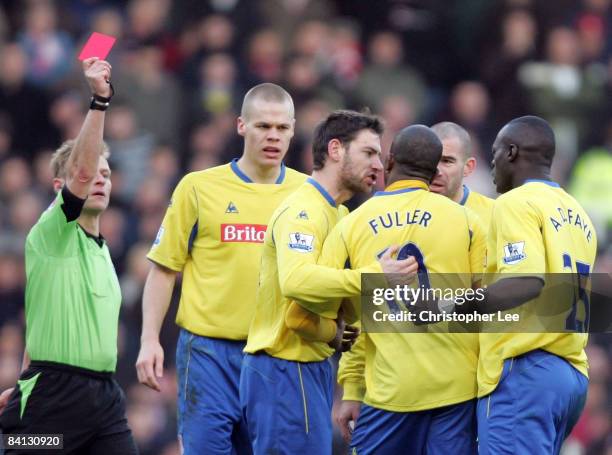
[477,180,597,455]
[312,180,485,454]
[149,159,306,454]
[241,178,382,455]
[460,184,494,232]
[287,184,494,342]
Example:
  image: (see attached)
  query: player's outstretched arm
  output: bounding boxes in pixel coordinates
[136,262,177,392]
[475,277,544,314]
[286,298,360,346]
[285,300,338,342]
[279,221,416,315]
[66,57,112,199]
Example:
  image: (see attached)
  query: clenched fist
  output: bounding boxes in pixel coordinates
[82,57,112,98]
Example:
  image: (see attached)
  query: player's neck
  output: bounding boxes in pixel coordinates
[450,186,465,204]
[386,173,429,189]
[78,213,101,237]
[513,168,553,189]
[236,156,281,184]
[311,170,353,205]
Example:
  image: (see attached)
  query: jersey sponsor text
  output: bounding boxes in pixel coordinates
[221,223,267,243]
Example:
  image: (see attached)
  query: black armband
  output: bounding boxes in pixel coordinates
[61,185,86,222]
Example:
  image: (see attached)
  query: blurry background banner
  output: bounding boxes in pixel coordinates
[0,1,610,454]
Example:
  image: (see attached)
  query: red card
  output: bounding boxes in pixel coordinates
[78,32,116,61]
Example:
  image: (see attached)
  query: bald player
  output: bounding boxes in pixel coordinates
[469,116,597,454]
[136,84,307,454]
[430,122,493,229]
[312,125,486,454]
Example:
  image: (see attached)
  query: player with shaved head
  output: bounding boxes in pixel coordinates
[473,115,597,454]
[430,122,493,229]
[293,125,486,453]
[136,83,307,454]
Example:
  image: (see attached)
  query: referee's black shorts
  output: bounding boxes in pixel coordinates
[0,361,138,454]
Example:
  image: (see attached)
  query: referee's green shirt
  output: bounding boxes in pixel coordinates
[24,187,121,372]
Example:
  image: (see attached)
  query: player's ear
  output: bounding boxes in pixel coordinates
[52,178,64,194]
[508,144,519,162]
[463,157,476,177]
[327,138,343,163]
[384,153,394,174]
[237,116,246,137]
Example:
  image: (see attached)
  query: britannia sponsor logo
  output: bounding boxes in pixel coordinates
[221,223,267,243]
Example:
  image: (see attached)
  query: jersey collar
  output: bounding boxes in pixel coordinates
[459,185,470,206]
[524,179,560,188]
[230,158,286,184]
[306,178,336,207]
[374,179,429,196]
[78,224,105,248]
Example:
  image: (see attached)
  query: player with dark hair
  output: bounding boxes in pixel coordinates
[474,115,597,454]
[136,83,307,454]
[0,58,138,454]
[241,110,418,454]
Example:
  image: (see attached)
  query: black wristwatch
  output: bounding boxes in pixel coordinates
[89,81,115,111]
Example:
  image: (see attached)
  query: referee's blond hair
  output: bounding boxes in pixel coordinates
[50,139,110,179]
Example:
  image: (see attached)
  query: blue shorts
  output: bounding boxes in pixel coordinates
[351,400,477,455]
[477,350,588,455]
[240,352,334,455]
[176,329,252,455]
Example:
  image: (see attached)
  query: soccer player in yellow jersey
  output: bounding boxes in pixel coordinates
[305,125,486,454]
[135,84,307,455]
[241,111,418,454]
[430,121,494,228]
[288,125,485,454]
[474,116,597,454]
[333,122,493,449]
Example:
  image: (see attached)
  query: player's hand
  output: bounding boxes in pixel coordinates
[82,57,112,97]
[340,324,360,352]
[328,306,360,352]
[328,314,346,352]
[379,245,418,286]
[136,339,164,392]
[0,387,14,414]
[334,399,361,444]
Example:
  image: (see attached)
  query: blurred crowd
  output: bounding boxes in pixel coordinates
[0,1,610,454]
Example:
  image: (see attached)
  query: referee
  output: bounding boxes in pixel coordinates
[0,58,137,454]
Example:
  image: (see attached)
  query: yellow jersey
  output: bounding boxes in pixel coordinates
[479,180,597,397]
[327,180,486,412]
[461,185,494,232]
[244,178,382,362]
[148,159,306,340]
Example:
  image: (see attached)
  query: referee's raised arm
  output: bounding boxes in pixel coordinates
[65,57,113,199]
